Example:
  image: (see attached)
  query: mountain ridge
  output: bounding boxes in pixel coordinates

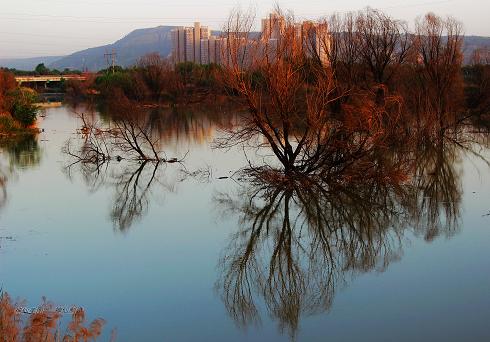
[0,56,63,70]
[1,28,489,71]
[48,25,176,71]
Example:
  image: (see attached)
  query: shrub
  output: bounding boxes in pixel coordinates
[0,69,17,114]
[0,291,108,341]
[8,88,38,127]
[0,116,21,132]
[95,71,144,100]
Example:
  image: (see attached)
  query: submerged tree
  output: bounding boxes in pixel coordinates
[412,13,464,130]
[355,8,411,100]
[62,104,220,232]
[64,96,189,164]
[218,9,407,177]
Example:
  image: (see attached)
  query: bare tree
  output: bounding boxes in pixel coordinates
[218,8,411,179]
[355,8,412,101]
[63,98,190,165]
[470,47,490,66]
[413,13,464,130]
[321,12,361,111]
[465,48,490,116]
[138,53,184,101]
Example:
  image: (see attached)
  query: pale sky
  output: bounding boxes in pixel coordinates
[0,0,488,58]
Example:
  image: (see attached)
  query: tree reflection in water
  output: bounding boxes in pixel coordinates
[109,160,172,232]
[64,156,181,233]
[215,172,408,338]
[0,134,41,211]
[413,133,462,240]
[214,129,482,339]
[62,105,228,232]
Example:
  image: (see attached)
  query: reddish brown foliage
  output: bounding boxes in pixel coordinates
[0,292,107,342]
[0,69,17,114]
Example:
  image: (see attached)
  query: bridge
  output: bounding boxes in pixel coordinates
[15,74,87,88]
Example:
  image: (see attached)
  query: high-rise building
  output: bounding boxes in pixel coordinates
[200,39,209,64]
[261,13,285,41]
[171,27,186,64]
[208,36,217,64]
[300,21,330,65]
[200,26,210,39]
[170,15,330,67]
[171,22,219,65]
[193,22,201,63]
[260,13,331,66]
[184,27,194,62]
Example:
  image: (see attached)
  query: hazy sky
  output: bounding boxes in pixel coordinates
[1,0,488,58]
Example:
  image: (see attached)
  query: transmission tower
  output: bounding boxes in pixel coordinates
[104,49,117,74]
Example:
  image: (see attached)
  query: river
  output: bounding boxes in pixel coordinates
[1,104,489,341]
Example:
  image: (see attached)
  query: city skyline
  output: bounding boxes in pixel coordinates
[170,13,330,67]
[0,0,489,58]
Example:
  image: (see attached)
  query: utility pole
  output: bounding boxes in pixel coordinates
[104,49,117,74]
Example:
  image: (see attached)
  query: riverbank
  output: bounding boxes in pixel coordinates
[0,115,39,140]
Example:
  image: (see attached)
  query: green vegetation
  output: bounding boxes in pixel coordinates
[463,64,490,115]
[9,88,38,127]
[0,69,39,136]
[64,54,222,104]
[95,69,145,100]
[3,63,82,76]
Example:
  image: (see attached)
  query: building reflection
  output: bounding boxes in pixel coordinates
[78,100,238,146]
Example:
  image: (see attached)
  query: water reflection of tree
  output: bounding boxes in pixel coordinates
[63,104,232,232]
[214,132,476,338]
[65,157,179,232]
[215,173,409,337]
[89,100,236,146]
[3,134,41,169]
[109,160,173,232]
[412,133,462,240]
[0,134,41,211]
[144,107,236,145]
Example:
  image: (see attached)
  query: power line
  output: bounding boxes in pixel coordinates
[0,16,229,25]
[0,0,460,24]
[0,40,94,48]
[104,49,117,73]
[0,12,229,20]
[290,0,457,17]
[0,31,115,41]
[25,0,233,7]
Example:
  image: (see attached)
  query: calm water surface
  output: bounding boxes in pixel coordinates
[1,105,489,341]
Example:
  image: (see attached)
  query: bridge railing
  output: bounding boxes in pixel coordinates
[15,75,87,84]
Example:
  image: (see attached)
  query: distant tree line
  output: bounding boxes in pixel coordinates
[64,54,222,104]
[4,63,82,76]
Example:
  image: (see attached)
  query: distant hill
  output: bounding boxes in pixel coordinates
[463,36,490,62]
[2,29,489,72]
[49,26,176,71]
[0,56,63,70]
